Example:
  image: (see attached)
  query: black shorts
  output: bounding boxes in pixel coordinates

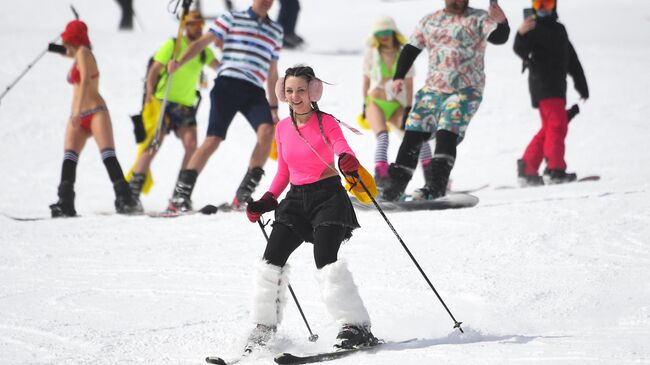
[164,102,197,133]
[206,76,273,139]
[273,176,360,243]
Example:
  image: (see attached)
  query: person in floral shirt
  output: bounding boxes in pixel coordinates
[382,0,509,201]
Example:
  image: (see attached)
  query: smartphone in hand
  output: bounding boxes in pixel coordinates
[48,43,66,55]
[523,7,535,19]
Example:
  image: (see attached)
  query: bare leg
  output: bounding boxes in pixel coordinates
[176,126,198,169]
[187,135,222,173]
[133,132,165,174]
[249,123,274,168]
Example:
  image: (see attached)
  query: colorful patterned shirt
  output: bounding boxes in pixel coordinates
[410,8,497,93]
[209,7,283,89]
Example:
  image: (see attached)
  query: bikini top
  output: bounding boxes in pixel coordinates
[379,54,398,79]
[67,63,99,84]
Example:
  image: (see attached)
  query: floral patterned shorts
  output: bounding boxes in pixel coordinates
[405,87,482,143]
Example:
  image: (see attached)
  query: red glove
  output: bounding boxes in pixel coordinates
[246,192,278,223]
[338,153,360,176]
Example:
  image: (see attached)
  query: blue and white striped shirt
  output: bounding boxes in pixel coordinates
[210,7,283,89]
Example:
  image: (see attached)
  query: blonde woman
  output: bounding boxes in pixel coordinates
[362,16,432,189]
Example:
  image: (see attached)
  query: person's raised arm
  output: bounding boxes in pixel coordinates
[168,32,217,74]
[392,45,421,95]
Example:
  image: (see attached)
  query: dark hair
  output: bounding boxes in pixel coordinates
[283,65,332,149]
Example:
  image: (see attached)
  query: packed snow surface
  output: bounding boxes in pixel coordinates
[1,0,649,364]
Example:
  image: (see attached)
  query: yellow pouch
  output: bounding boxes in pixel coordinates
[343,165,377,204]
[125,98,163,194]
[269,136,278,161]
[357,114,370,130]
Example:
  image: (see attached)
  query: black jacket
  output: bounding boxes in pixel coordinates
[513,16,588,108]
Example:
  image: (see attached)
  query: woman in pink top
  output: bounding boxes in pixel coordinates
[243,66,377,351]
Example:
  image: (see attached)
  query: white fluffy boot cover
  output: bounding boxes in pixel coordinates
[317,259,371,327]
[251,260,290,327]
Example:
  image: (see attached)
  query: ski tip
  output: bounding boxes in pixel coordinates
[274,353,298,364]
[205,356,227,365]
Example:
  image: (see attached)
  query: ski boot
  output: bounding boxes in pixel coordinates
[49,181,77,218]
[114,180,143,214]
[380,164,413,201]
[244,324,277,353]
[517,159,544,187]
[169,170,197,212]
[232,167,264,209]
[412,157,453,201]
[335,324,378,349]
[129,173,146,202]
[543,168,577,185]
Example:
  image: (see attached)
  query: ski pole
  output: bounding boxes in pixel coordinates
[1,5,79,106]
[257,219,319,342]
[346,172,464,334]
[149,0,192,152]
[0,37,58,106]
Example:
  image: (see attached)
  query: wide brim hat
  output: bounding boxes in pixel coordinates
[366,16,408,48]
[61,20,91,47]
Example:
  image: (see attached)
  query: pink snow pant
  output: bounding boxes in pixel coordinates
[521,98,568,175]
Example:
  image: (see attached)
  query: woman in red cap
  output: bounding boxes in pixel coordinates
[50,19,141,217]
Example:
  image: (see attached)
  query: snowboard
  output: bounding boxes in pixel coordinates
[352,193,479,212]
[495,175,600,190]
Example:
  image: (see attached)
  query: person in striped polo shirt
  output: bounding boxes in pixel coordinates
[166,0,283,212]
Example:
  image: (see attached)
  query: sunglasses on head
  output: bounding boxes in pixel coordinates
[374,30,394,38]
[532,0,555,11]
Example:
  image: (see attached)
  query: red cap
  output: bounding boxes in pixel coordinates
[61,20,91,47]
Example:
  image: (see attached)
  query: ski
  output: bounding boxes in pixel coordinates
[2,213,54,221]
[274,339,416,365]
[206,345,254,365]
[205,354,246,365]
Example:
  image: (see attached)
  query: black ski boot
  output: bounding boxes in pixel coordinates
[114,180,143,214]
[335,324,378,349]
[169,169,197,212]
[517,159,544,187]
[232,167,264,208]
[380,164,413,201]
[244,324,277,352]
[49,181,77,218]
[543,168,577,185]
[129,173,146,201]
[412,157,453,200]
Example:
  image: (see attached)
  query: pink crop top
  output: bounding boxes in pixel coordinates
[268,112,355,198]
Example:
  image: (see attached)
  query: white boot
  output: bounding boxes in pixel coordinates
[317,259,376,348]
[248,260,290,348]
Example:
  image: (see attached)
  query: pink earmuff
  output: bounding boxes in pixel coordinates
[275,77,324,103]
[275,77,287,102]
